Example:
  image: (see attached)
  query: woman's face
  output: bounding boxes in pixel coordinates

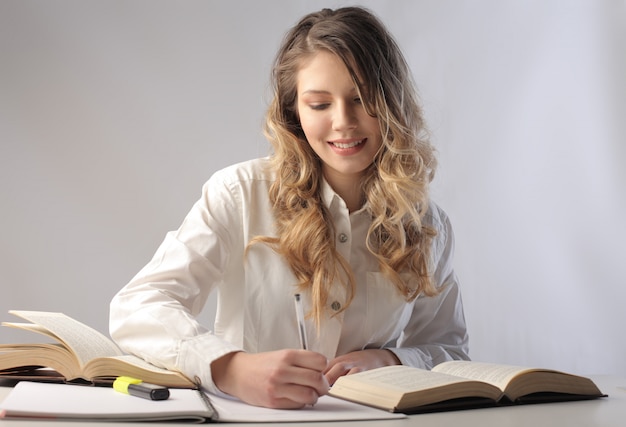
[296,50,382,188]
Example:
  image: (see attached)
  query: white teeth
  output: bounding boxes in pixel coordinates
[331,139,364,149]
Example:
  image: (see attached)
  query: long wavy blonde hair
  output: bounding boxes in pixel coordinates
[251,7,439,326]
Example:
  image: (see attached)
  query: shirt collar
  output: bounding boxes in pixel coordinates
[320,177,341,210]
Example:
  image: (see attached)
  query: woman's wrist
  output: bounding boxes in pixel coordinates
[211,351,244,395]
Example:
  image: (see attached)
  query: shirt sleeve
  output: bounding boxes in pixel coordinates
[109,171,243,395]
[387,205,470,369]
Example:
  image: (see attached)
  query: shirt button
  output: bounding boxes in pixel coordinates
[331,301,342,311]
[338,233,348,243]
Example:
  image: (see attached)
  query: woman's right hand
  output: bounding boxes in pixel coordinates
[210,349,329,409]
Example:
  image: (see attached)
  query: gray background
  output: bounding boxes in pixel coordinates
[1,0,625,377]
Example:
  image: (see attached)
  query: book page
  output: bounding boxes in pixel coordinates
[83,354,175,377]
[106,354,177,373]
[0,381,213,422]
[207,394,405,422]
[2,323,60,342]
[433,361,533,390]
[7,311,122,368]
[336,365,469,392]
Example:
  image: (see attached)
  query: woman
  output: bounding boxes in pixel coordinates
[110,6,469,409]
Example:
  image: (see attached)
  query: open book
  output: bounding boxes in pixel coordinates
[328,361,606,413]
[0,310,195,388]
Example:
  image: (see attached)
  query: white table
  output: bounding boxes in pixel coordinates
[0,375,624,426]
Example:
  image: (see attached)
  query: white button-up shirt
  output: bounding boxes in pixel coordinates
[109,157,469,394]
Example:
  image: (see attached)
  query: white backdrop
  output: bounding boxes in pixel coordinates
[1,0,624,377]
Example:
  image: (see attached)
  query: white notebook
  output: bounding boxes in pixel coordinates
[0,381,405,423]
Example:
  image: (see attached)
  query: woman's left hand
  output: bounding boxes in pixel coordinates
[324,349,401,386]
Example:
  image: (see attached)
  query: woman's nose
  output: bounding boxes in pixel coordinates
[332,103,358,131]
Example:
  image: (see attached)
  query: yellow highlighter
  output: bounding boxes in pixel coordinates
[113,376,170,401]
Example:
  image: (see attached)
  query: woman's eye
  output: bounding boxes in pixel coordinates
[354,97,362,104]
[310,103,329,111]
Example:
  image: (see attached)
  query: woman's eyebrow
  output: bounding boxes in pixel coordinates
[300,88,360,96]
[300,89,331,95]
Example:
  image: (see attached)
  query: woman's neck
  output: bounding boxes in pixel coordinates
[323,169,364,213]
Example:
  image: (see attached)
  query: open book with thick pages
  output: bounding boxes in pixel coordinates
[328,361,606,413]
[0,310,195,388]
[0,381,405,423]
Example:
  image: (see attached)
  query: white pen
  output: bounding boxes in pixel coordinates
[294,293,309,350]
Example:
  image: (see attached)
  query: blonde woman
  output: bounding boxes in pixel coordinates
[110,6,469,409]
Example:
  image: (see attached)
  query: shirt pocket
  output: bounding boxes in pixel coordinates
[364,272,413,347]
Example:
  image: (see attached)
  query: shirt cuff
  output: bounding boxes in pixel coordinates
[177,331,242,396]
[387,347,431,369]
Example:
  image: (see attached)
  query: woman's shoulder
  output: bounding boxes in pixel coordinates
[423,200,451,230]
[423,200,455,248]
[209,157,276,185]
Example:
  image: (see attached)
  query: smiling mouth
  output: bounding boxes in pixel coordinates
[329,138,365,149]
